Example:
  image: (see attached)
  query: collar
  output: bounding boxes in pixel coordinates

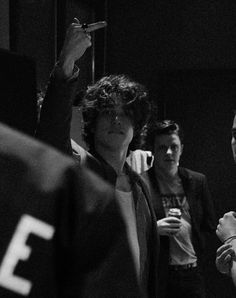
[88,150,141,186]
[148,166,193,190]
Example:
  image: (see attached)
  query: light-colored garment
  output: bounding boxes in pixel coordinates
[126,150,153,174]
[157,174,197,266]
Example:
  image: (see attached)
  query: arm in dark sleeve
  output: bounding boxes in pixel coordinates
[201,175,216,232]
[35,70,78,155]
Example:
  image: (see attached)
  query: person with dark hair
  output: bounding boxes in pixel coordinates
[141,119,216,298]
[216,111,236,287]
[0,122,143,297]
[36,19,159,297]
[81,74,149,153]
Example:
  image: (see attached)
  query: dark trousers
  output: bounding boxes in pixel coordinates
[165,266,206,298]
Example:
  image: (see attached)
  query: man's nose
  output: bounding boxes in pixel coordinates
[166,147,172,154]
[111,114,121,125]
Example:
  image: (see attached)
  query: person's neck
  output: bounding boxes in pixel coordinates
[154,164,178,181]
[95,144,128,175]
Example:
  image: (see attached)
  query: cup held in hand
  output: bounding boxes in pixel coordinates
[168,208,181,219]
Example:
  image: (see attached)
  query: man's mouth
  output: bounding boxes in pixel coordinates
[108,130,124,134]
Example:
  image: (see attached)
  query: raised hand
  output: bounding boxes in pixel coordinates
[216,243,235,274]
[58,18,107,78]
[216,211,236,243]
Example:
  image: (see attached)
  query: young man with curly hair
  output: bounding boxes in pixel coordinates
[36,19,159,297]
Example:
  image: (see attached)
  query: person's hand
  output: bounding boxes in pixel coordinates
[58,18,107,78]
[157,217,181,236]
[216,211,236,242]
[216,243,235,274]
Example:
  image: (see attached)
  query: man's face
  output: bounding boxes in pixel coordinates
[94,106,134,152]
[231,114,236,163]
[153,133,183,174]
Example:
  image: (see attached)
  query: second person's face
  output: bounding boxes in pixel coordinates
[154,133,183,174]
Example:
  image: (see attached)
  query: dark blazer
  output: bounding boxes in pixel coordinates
[142,166,216,297]
[36,75,159,297]
[81,149,160,298]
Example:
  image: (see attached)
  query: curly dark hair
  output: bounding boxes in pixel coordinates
[142,119,184,151]
[81,74,151,153]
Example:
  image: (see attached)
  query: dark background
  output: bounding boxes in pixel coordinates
[1,0,236,296]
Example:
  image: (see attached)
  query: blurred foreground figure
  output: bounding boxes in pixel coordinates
[216,111,236,287]
[0,123,143,297]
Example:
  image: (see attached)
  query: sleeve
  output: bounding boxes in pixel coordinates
[201,175,217,233]
[230,239,236,287]
[35,70,78,155]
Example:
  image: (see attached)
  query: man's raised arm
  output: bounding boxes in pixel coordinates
[36,19,106,154]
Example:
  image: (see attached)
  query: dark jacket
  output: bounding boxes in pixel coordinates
[80,149,160,298]
[36,75,159,297]
[142,166,216,297]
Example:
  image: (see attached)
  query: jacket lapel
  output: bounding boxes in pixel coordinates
[178,167,194,215]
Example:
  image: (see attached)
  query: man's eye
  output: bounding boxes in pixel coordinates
[171,145,179,151]
[158,145,167,151]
